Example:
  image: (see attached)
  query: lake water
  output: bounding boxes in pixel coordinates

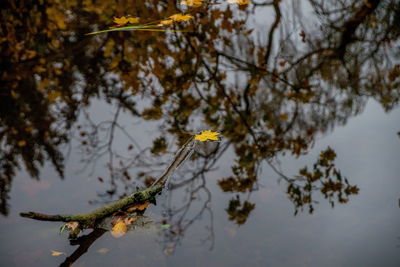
[1,0,399,266]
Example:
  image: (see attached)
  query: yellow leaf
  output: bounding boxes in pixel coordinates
[18,140,27,147]
[113,16,129,25]
[180,0,203,7]
[51,250,65,256]
[158,19,173,26]
[169,14,193,22]
[127,17,139,24]
[228,0,250,5]
[194,130,220,142]
[111,220,127,238]
[113,16,139,26]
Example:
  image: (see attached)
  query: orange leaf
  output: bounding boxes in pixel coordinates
[111,220,127,238]
[65,222,79,231]
[127,201,150,212]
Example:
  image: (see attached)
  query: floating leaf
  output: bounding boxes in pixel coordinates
[169,14,193,22]
[97,248,109,254]
[113,16,139,26]
[51,250,65,256]
[180,0,203,7]
[158,19,173,26]
[228,0,250,5]
[194,130,220,142]
[126,201,150,212]
[111,220,127,238]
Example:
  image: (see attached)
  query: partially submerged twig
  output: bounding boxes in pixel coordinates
[20,137,197,228]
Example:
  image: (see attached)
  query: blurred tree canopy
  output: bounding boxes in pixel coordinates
[1,0,399,218]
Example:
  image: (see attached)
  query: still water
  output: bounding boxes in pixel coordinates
[1,0,399,266]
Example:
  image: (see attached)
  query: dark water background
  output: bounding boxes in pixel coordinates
[1,0,400,266]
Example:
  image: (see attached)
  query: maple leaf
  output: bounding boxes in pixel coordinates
[113,16,139,26]
[227,0,250,5]
[194,130,220,142]
[169,14,193,22]
[180,0,204,7]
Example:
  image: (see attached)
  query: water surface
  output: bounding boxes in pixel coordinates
[1,0,399,266]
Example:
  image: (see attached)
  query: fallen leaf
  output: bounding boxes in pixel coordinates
[169,14,193,22]
[114,16,127,25]
[127,17,139,24]
[228,0,250,5]
[111,220,127,238]
[65,222,79,231]
[127,201,150,212]
[180,0,203,7]
[194,130,220,142]
[113,16,140,26]
[97,248,109,254]
[158,19,173,26]
[51,250,65,256]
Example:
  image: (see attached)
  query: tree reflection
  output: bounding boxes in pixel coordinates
[1,0,399,225]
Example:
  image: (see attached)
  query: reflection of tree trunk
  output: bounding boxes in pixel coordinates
[60,228,107,267]
[337,0,381,58]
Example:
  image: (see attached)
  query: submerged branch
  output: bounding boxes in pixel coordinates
[20,137,197,227]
